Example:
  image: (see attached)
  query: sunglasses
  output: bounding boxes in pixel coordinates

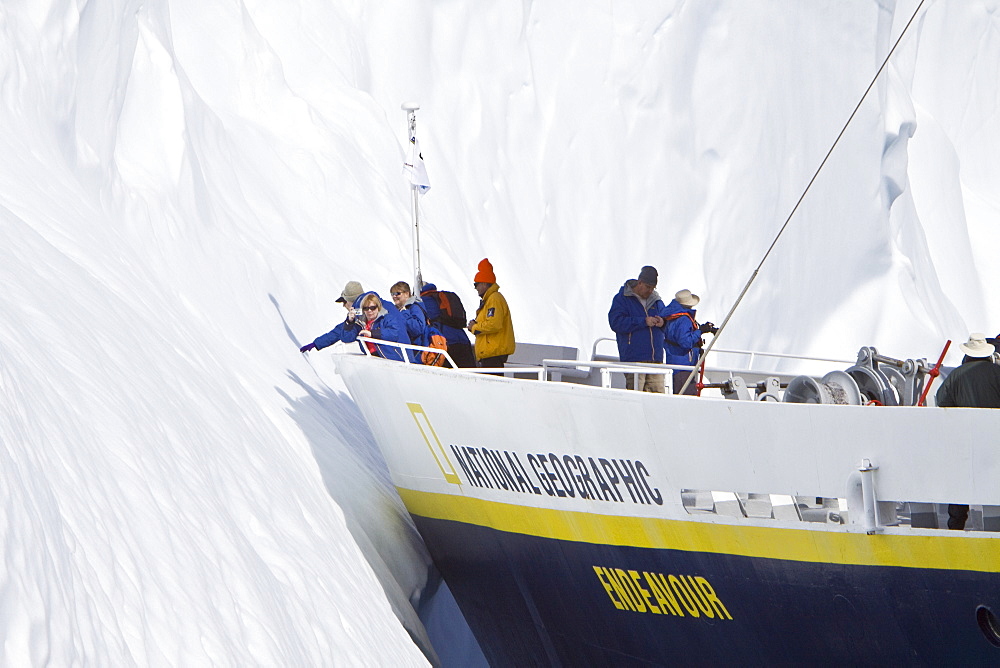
[362,305,379,312]
[391,292,405,297]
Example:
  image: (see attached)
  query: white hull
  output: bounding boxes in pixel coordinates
[335,352,1000,663]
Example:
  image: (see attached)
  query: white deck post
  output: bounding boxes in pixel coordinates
[859,459,880,534]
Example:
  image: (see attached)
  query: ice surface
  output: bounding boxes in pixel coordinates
[1,0,997,664]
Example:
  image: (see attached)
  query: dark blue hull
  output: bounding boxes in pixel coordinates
[412,513,1000,666]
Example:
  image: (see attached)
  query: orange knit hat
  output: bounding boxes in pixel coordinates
[474,258,496,284]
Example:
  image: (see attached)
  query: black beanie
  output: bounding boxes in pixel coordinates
[637,265,658,287]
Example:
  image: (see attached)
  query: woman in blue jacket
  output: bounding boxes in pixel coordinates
[390,281,432,364]
[341,292,410,362]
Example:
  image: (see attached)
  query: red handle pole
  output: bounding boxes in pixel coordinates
[696,355,707,397]
[917,340,951,407]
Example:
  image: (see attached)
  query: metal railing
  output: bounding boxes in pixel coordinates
[343,337,458,369]
[336,336,853,392]
[336,338,545,377]
[591,336,852,368]
[704,347,854,368]
[542,359,680,390]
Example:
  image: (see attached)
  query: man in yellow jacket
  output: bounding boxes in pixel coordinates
[467,258,515,370]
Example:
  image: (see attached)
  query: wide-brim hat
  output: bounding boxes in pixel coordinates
[675,289,700,307]
[960,332,995,358]
[335,280,364,304]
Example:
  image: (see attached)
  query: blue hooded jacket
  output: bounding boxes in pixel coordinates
[608,281,679,363]
[339,291,410,361]
[663,300,702,366]
[398,297,431,363]
[399,298,430,347]
[312,292,366,350]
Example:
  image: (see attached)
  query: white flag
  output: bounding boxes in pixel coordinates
[403,137,431,193]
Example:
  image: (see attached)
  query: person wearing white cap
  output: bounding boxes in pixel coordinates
[936,332,1000,407]
[935,332,1000,529]
[298,280,365,353]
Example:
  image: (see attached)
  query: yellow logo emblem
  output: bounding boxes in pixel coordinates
[407,403,461,485]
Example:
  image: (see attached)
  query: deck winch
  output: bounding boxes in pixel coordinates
[779,347,930,405]
[712,347,935,405]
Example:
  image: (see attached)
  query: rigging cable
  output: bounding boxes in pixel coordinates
[679,0,927,395]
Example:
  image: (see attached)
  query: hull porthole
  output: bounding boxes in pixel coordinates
[977,606,1000,647]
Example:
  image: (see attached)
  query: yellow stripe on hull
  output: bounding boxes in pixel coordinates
[398,487,1000,573]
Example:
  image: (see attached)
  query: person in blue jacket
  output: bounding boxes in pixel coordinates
[664,289,717,395]
[340,291,410,361]
[390,280,429,363]
[420,282,476,368]
[608,266,677,392]
[299,280,365,353]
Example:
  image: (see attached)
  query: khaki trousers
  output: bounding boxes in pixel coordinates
[624,362,665,393]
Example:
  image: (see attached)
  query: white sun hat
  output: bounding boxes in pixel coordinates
[675,289,700,307]
[960,332,995,358]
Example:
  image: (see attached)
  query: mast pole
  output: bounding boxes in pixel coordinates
[402,102,423,294]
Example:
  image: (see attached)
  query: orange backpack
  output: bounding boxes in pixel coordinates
[421,328,449,366]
